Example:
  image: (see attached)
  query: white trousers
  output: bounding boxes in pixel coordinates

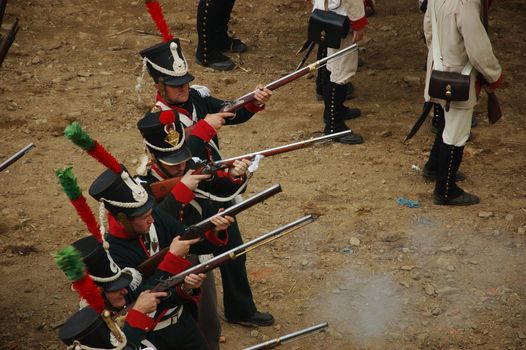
[327,35,358,84]
[442,105,473,147]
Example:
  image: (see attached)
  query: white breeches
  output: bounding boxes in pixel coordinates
[442,106,473,147]
[327,35,358,84]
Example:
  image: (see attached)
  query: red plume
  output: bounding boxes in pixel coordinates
[72,274,105,314]
[145,0,174,43]
[87,141,123,174]
[159,110,176,125]
[71,196,103,243]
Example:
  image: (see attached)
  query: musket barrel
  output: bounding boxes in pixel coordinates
[167,215,315,282]
[243,322,329,350]
[217,130,352,165]
[0,143,35,172]
[231,44,358,104]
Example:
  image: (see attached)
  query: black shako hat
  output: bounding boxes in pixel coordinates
[59,306,134,349]
[72,236,132,292]
[89,166,155,218]
[138,110,192,166]
[140,38,194,86]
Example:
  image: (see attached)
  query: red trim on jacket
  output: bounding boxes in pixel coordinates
[108,214,132,239]
[351,16,368,31]
[191,119,217,142]
[158,252,192,275]
[204,229,228,246]
[126,309,156,331]
[244,101,265,114]
[172,181,195,204]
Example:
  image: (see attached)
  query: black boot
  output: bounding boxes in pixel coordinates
[315,46,328,100]
[433,144,479,206]
[217,0,247,53]
[424,104,466,181]
[323,82,363,144]
[196,0,235,71]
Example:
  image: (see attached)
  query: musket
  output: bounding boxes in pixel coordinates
[480,0,502,124]
[0,17,19,68]
[0,143,35,172]
[116,215,316,320]
[243,322,329,350]
[137,184,282,277]
[150,130,352,201]
[0,0,8,27]
[220,44,358,113]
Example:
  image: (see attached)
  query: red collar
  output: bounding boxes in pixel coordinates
[151,163,169,180]
[155,93,191,117]
[108,214,134,239]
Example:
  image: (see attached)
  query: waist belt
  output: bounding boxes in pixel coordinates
[154,306,184,331]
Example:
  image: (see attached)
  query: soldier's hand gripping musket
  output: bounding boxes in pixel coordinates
[220,44,359,113]
[137,184,283,277]
[116,215,316,320]
[150,130,353,201]
[243,322,329,350]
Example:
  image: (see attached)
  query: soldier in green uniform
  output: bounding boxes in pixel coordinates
[137,38,274,327]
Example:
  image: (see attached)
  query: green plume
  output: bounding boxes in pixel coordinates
[56,167,82,200]
[54,246,85,282]
[64,122,95,151]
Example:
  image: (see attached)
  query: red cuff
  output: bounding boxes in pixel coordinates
[158,252,192,275]
[351,16,368,31]
[126,309,156,332]
[171,181,195,204]
[227,172,246,184]
[204,229,228,246]
[488,75,504,90]
[245,101,265,113]
[216,169,228,178]
[191,119,217,142]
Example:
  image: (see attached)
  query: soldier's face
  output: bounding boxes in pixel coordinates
[160,161,186,178]
[163,83,190,104]
[129,209,155,234]
[105,288,128,309]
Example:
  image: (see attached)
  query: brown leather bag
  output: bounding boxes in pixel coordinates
[428,70,470,111]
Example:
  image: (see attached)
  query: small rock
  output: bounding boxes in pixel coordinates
[518,227,525,235]
[518,330,526,339]
[332,288,341,294]
[301,259,308,266]
[31,56,42,64]
[221,77,237,85]
[505,214,514,221]
[437,286,458,295]
[273,324,281,331]
[349,237,361,246]
[400,281,410,288]
[218,336,226,343]
[446,265,455,272]
[250,330,259,337]
[403,76,421,84]
[77,71,92,78]
[401,265,415,271]
[468,260,479,265]
[380,130,392,137]
[431,307,442,316]
[439,246,456,253]
[424,283,436,296]
[478,211,493,218]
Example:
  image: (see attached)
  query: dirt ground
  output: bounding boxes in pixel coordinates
[1,0,525,349]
